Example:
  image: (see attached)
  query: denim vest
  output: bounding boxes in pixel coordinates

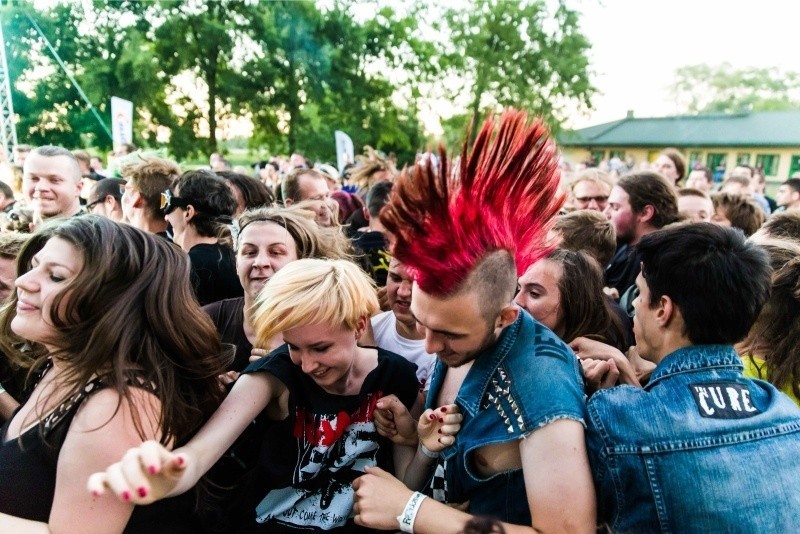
[586,345,800,533]
[426,311,585,524]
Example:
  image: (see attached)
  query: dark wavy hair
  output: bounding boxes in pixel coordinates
[172,170,237,238]
[216,171,274,212]
[740,239,800,399]
[547,249,628,350]
[0,216,227,444]
[617,171,680,229]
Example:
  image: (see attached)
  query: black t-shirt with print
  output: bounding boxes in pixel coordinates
[237,345,418,532]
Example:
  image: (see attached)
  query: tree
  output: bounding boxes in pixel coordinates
[233,1,430,164]
[670,63,800,114]
[147,0,266,155]
[439,0,595,142]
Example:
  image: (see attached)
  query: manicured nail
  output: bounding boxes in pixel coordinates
[138,487,147,498]
[91,490,101,498]
[148,465,157,475]
[428,413,436,420]
[122,491,131,501]
[175,456,185,467]
[437,429,442,434]
[438,418,443,423]
[440,407,447,412]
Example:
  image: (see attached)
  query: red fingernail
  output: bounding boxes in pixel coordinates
[138,487,147,498]
[438,418,443,423]
[122,491,131,501]
[440,407,447,412]
[175,456,185,467]
[91,490,100,498]
[148,465,157,475]
[437,429,442,434]
[428,413,436,420]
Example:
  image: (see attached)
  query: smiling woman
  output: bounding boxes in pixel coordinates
[0,216,228,533]
[202,205,354,372]
[89,258,461,533]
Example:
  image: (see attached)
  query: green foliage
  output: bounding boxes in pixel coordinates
[671,63,800,114]
[5,0,595,166]
[439,0,595,142]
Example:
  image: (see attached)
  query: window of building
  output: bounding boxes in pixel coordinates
[789,155,800,178]
[647,150,660,163]
[706,153,727,183]
[736,153,751,165]
[755,154,780,177]
[609,150,625,159]
[590,150,605,165]
[689,151,703,169]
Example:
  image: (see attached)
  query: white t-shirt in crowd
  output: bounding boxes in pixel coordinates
[371,310,436,392]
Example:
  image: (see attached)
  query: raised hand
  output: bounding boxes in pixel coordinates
[87,440,190,505]
[581,358,620,395]
[374,394,418,446]
[418,404,461,453]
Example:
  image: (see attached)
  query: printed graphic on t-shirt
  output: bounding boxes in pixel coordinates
[254,392,383,529]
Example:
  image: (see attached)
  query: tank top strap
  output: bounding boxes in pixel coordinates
[41,377,106,436]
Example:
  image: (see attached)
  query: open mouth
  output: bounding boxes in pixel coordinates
[311,368,330,379]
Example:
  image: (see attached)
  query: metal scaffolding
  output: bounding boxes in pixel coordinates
[0,19,17,162]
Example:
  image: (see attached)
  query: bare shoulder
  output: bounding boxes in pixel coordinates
[68,386,162,442]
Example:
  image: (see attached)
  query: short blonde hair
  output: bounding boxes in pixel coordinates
[251,258,378,347]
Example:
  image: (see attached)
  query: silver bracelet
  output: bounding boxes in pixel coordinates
[418,442,440,459]
[396,491,427,533]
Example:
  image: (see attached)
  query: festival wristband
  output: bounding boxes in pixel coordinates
[397,491,427,533]
[0,382,5,394]
[419,442,440,459]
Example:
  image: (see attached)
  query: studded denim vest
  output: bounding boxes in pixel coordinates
[425,310,586,524]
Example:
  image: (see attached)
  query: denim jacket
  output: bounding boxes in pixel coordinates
[426,310,585,524]
[586,345,800,533]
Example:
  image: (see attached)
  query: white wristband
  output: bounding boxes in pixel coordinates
[0,382,5,395]
[418,442,440,459]
[397,491,427,533]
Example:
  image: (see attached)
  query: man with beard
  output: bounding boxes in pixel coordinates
[352,110,596,533]
[603,171,680,299]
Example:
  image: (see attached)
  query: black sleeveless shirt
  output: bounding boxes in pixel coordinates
[0,362,197,532]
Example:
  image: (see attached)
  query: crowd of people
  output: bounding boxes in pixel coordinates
[0,109,799,533]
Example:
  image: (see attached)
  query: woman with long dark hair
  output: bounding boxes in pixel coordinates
[0,216,227,532]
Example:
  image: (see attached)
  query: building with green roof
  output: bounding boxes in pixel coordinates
[558,110,800,181]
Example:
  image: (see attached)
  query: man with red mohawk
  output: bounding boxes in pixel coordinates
[353,110,596,533]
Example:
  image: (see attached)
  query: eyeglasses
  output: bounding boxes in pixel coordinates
[574,195,609,204]
[86,198,104,212]
[160,189,190,214]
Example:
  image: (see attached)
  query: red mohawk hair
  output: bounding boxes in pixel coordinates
[380,109,565,296]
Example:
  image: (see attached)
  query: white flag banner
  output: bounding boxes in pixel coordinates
[111,96,133,147]
[335,130,354,173]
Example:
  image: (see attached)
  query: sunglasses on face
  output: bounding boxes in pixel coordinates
[160,189,190,214]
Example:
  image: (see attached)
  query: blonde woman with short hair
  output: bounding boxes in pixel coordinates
[91,259,462,532]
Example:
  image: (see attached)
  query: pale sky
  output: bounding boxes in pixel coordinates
[571,0,800,128]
